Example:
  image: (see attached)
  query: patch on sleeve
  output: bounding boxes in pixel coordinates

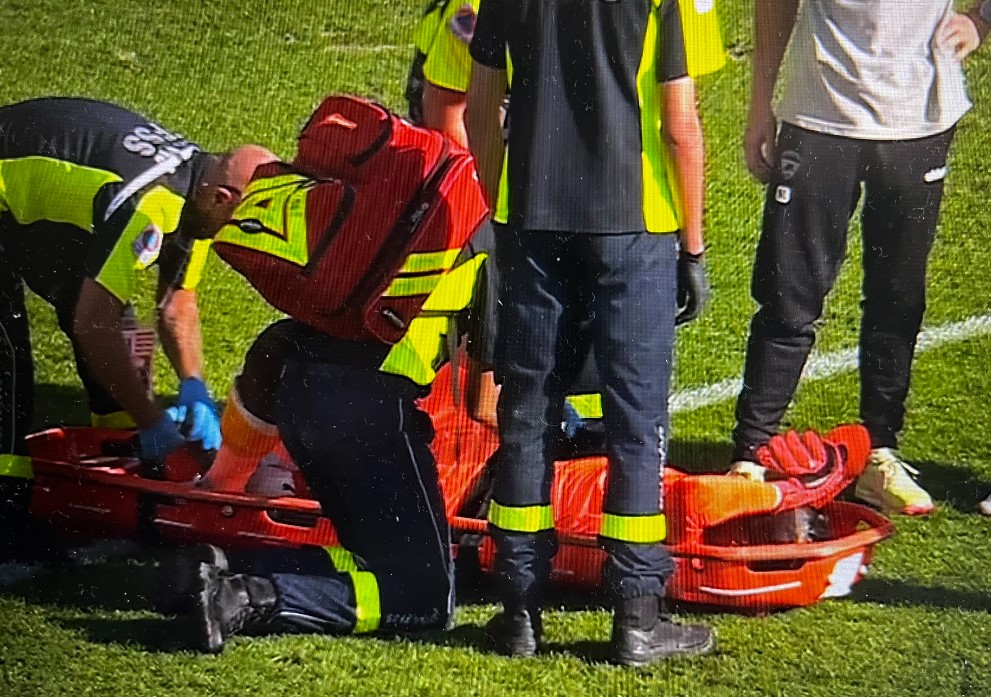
[132,224,164,268]
[449,4,477,44]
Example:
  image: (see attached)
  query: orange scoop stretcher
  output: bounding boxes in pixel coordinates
[25,366,892,613]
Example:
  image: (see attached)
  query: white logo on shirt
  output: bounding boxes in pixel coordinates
[694,0,715,13]
[775,185,792,204]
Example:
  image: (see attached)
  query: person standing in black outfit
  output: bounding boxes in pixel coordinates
[465,0,724,665]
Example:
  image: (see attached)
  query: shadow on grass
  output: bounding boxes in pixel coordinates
[850,577,991,614]
[910,459,991,512]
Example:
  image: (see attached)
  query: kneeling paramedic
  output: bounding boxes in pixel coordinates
[165,250,488,652]
[158,95,490,652]
[0,97,276,559]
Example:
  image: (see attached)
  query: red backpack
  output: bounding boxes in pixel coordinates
[212,95,489,344]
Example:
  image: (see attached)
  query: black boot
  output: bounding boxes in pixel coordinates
[156,543,229,616]
[190,563,279,653]
[610,595,714,666]
[485,604,542,658]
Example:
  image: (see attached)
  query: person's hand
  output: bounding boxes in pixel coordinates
[675,251,710,326]
[138,414,186,461]
[175,378,222,451]
[938,11,982,62]
[744,100,777,183]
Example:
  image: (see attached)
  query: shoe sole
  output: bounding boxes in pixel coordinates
[191,563,225,654]
[854,489,934,517]
[612,632,716,667]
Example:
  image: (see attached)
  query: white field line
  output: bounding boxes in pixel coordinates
[670,313,991,414]
[324,43,410,52]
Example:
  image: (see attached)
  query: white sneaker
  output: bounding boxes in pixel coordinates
[728,461,767,482]
[854,448,934,516]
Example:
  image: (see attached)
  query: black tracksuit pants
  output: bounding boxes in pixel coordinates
[246,352,454,635]
[733,123,954,457]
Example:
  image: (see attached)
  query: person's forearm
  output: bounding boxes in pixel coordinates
[423,82,470,148]
[74,282,161,428]
[664,79,706,255]
[751,0,799,107]
[465,63,508,207]
[158,288,204,381]
[666,118,705,254]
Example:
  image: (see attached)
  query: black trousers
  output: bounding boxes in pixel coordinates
[733,124,954,456]
[248,354,453,635]
[492,228,677,601]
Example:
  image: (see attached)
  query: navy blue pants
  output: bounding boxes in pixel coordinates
[492,228,677,601]
[733,124,954,457]
[246,355,454,635]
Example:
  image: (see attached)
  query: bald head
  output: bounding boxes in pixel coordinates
[183,144,280,239]
[210,144,280,193]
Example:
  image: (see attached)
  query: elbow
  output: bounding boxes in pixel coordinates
[663,116,703,152]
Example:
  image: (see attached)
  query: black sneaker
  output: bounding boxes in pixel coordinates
[485,607,542,658]
[610,596,714,666]
[156,543,228,616]
[190,563,278,653]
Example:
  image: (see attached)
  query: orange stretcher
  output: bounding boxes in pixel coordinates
[26,365,893,612]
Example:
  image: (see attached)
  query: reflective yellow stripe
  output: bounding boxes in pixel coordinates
[0,156,119,229]
[488,500,554,533]
[323,546,381,633]
[600,513,667,544]
[638,5,680,234]
[566,393,602,420]
[350,571,382,634]
[421,0,479,93]
[91,411,137,429]
[324,546,360,573]
[384,273,444,298]
[678,0,726,78]
[378,254,487,385]
[0,454,33,480]
[180,239,213,290]
[399,249,462,274]
[215,174,315,266]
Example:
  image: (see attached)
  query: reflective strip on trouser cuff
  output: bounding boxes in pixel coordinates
[488,500,554,533]
[600,513,666,544]
[91,411,137,429]
[565,393,603,420]
[324,546,381,633]
[0,454,33,479]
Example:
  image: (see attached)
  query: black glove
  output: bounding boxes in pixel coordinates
[675,250,709,325]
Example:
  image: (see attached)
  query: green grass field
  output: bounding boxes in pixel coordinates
[2,1,991,695]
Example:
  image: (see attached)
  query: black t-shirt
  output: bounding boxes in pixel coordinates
[0,97,209,313]
[470,0,689,233]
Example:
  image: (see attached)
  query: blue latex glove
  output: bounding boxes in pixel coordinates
[138,414,186,461]
[176,378,222,451]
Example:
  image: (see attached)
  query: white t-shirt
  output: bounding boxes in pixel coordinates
[777,0,972,140]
